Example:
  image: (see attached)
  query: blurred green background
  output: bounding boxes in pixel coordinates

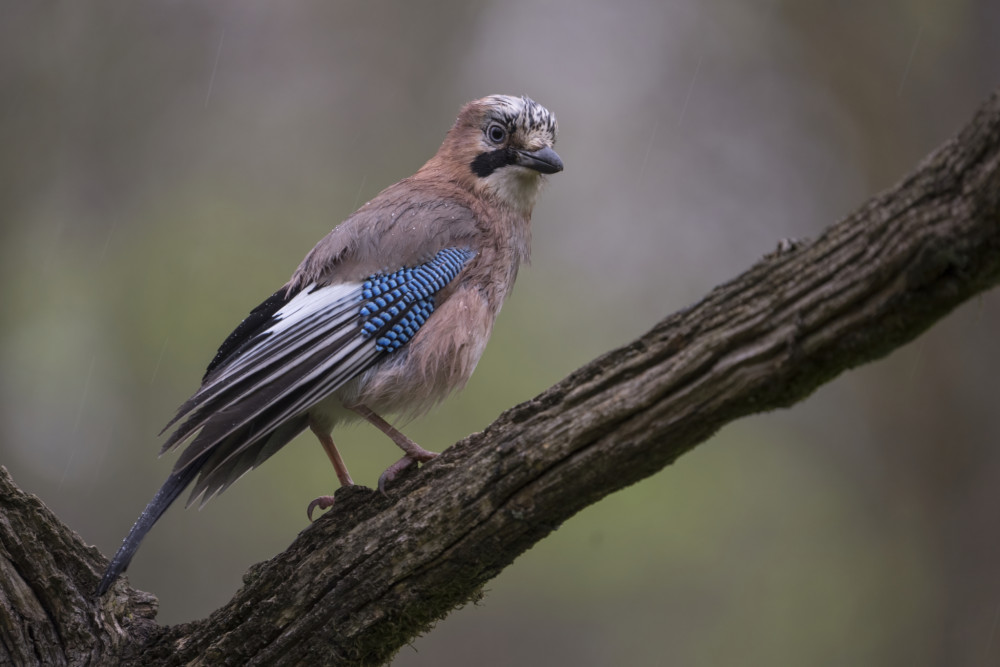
[2,1,1000,665]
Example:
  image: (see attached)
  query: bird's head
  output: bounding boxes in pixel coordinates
[428,95,562,214]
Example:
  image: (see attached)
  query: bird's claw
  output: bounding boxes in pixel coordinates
[377,451,439,496]
[307,495,336,522]
[377,457,416,495]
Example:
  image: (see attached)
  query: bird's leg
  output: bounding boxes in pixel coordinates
[307,419,354,521]
[347,403,439,494]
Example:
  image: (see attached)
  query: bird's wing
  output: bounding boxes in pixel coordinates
[160,246,476,505]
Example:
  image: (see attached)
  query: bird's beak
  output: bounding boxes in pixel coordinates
[513,146,564,174]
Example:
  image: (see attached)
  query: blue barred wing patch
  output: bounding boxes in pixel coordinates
[359,247,476,352]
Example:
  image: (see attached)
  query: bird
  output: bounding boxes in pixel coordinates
[96,95,563,596]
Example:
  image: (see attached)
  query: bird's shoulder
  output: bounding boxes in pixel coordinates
[288,176,485,292]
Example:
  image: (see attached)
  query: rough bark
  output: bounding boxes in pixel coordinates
[2,88,999,666]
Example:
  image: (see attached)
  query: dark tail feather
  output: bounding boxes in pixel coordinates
[96,459,204,596]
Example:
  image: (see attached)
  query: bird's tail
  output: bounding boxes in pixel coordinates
[96,457,204,596]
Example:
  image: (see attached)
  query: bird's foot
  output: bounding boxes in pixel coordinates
[377,450,439,495]
[307,495,336,522]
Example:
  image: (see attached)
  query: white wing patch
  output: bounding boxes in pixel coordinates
[205,282,361,385]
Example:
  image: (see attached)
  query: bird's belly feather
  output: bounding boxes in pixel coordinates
[321,285,493,422]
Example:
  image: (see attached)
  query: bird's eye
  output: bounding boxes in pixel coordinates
[486,124,507,144]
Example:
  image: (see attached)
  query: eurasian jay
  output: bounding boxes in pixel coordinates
[97,95,562,595]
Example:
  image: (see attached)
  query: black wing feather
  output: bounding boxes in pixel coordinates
[203,287,296,380]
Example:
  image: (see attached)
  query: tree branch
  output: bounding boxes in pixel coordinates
[2,88,999,666]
